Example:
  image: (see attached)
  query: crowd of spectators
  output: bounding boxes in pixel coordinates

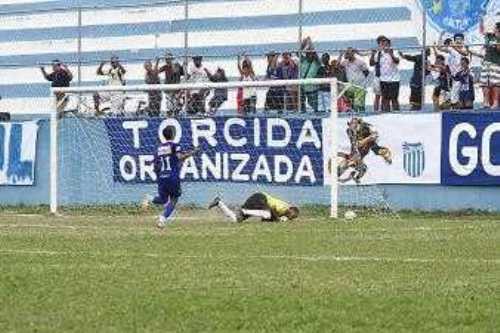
[42,20,500,117]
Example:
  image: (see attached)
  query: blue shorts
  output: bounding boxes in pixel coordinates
[156,177,181,204]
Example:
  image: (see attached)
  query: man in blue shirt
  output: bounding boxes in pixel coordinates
[148,126,197,228]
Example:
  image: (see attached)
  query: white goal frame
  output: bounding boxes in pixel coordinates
[51,78,339,218]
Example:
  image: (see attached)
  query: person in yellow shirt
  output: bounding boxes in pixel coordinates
[208,192,299,222]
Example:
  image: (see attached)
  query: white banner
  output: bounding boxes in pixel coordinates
[0,121,39,185]
[323,113,441,185]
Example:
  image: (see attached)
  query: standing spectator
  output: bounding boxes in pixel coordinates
[479,22,500,108]
[186,55,209,114]
[456,57,475,109]
[341,48,370,112]
[428,54,451,110]
[158,52,185,115]
[369,37,385,112]
[316,53,332,112]
[370,36,400,112]
[264,51,284,113]
[399,48,430,110]
[237,55,257,114]
[40,59,73,114]
[205,67,228,115]
[439,33,470,108]
[278,52,299,112]
[144,59,162,116]
[94,56,126,116]
[299,37,321,113]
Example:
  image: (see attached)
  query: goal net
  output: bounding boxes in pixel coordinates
[51,78,398,219]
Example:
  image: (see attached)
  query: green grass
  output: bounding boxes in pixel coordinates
[0,208,499,332]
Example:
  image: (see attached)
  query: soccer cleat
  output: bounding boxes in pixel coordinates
[207,197,220,210]
[156,215,167,229]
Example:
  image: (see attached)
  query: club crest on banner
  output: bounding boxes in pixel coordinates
[421,0,490,33]
[403,142,425,178]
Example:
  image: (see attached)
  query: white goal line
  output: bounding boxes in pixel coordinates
[1,249,499,265]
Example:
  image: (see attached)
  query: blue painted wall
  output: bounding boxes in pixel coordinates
[1,117,499,212]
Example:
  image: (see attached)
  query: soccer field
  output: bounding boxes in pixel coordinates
[0,208,499,332]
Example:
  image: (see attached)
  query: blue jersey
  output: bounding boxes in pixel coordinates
[154,141,181,181]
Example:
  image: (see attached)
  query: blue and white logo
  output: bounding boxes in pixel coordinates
[421,0,490,33]
[0,121,39,185]
[403,142,425,178]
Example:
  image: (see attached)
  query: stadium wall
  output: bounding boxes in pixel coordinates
[1,117,500,212]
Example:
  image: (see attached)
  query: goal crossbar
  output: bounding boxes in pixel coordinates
[49,78,339,218]
[52,78,338,94]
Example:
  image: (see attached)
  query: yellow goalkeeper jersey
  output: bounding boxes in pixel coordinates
[262,192,290,217]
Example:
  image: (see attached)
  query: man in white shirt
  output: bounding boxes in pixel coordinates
[341,48,370,112]
[440,33,470,107]
[94,56,126,116]
[186,55,208,114]
[370,37,400,112]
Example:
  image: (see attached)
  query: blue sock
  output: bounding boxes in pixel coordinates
[162,199,177,219]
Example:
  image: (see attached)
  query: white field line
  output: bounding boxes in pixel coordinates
[0,249,499,265]
[0,221,494,234]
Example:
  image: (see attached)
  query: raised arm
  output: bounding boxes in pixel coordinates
[96,61,106,75]
[40,66,50,80]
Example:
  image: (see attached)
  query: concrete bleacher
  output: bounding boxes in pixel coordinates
[0,0,440,115]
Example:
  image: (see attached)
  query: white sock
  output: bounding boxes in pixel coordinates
[241,209,271,219]
[217,200,237,222]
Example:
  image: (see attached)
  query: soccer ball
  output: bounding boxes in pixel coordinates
[344,210,357,221]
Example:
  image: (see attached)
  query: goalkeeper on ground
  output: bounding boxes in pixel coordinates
[208,192,299,222]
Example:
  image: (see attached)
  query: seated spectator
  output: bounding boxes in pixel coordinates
[94,56,126,116]
[370,36,400,112]
[399,48,431,110]
[40,59,73,114]
[237,55,257,114]
[455,57,475,109]
[205,67,228,115]
[278,52,299,112]
[158,52,185,116]
[186,55,209,114]
[341,48,370,112]
[316,53,332,112]
[428,54,451,110]
[264,51,284,113]
[144,59,162,117]
[299,37,321,113]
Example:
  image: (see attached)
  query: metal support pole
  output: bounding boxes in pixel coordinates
[421,9,427,111]
[77,7,82,113]
[297,0,303,113]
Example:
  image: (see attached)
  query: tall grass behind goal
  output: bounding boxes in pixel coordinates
[51,79,396,219]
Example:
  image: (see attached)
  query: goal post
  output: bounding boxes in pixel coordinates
[51,78,339,217]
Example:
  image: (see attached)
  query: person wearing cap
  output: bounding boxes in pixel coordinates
[94,55,126,116]
[40,59,73,114]
[370,36,400,112]
[158,52,185,115]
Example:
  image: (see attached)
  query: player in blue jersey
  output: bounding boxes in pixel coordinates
[145,126,198,228]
